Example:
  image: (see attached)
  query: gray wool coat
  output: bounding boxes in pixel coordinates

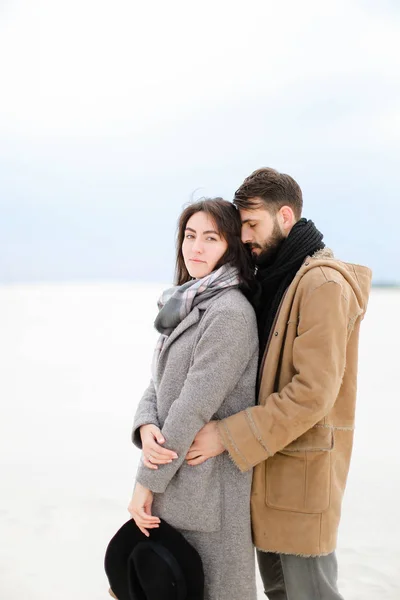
[132,288,259,600]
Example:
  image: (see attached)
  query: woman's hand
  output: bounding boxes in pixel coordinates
[128,482,160,537]
[140,424,178,470]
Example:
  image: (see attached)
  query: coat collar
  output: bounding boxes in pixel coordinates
[157,287,234,356]
[310,247,334,260]
[160,306,202,355]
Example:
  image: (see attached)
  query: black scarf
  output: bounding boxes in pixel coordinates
[253,218,325,359]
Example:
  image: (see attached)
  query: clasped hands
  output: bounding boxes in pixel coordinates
[128,422,224,536]
[140,421,224,469]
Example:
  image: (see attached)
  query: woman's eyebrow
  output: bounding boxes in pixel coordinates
[185,227,220,236]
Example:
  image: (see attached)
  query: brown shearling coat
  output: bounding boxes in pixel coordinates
[217,249,372,557]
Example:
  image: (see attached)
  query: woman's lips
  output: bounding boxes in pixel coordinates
[190,258,206,263]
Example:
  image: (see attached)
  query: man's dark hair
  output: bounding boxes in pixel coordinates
[233,167,303,220]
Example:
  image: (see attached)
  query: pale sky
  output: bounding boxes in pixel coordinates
[1,0,399,283]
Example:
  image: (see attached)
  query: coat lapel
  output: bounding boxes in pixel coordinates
[159,289,229,355]
[257,252,337,401]
[160,306,202,355]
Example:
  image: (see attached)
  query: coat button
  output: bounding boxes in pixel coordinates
[274,331,279,336]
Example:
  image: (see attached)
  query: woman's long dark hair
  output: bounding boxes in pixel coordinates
[175,198,255,295]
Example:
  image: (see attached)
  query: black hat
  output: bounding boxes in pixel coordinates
[104,519,204,600]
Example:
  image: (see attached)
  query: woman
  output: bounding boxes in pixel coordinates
[128,198,259,600]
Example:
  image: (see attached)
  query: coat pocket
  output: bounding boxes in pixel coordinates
[152,456,222,532]
[265,427,334,514]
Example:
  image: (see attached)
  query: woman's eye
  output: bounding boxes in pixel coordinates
[206,237,217,241]
[249,224,256,229]
[186,234,194,239]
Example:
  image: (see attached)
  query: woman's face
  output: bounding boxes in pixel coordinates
[182,211,228,279]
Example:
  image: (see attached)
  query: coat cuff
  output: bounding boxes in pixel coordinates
[135,459,169,494]
[217,408,272,472]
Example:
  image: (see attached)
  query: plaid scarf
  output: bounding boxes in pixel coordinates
[151,264,240,387]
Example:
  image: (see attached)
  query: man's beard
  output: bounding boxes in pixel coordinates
[250,221,286,268]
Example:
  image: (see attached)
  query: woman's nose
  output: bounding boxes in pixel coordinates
[192,239,203,253]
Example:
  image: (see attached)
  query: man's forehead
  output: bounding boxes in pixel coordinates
[239,205,269,223]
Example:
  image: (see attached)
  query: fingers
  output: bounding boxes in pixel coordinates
[142,441,178,464]
[146,425,165,445]
[133,517,158,538]
[185,448,200,460]
[142,449,176,468]
[146,454,173,465]
[186,455,208,466]
[144,441,178,460]
[128,500,160,522]
[128,507,160,536]
[143,457,158,470]
[135,508,160,524]
[134,518,159,528]
[138,525,150,537]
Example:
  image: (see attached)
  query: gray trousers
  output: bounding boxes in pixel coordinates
[257,550,344,600]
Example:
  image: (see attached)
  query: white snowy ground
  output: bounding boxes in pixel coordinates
[0,283,398,600]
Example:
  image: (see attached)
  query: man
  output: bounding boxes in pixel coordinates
[185,168,372,599]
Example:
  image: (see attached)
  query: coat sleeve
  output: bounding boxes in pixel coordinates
[131,379,160,449]
[217,280,352,472]
[135,306,257,493]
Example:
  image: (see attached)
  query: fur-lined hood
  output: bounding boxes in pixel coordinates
[308,247,372,314]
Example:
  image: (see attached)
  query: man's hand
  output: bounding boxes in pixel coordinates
[128,482,160,537]
[140,424,178,470]
[185,421,225,466]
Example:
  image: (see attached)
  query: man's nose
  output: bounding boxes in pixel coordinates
[241,227,252,245]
